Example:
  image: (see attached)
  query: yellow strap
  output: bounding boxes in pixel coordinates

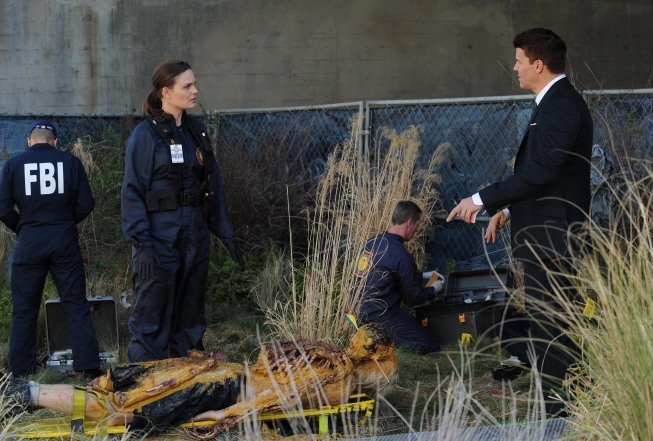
[583,297,597,320]
[318,414,329,434]
[71,387,86,433]
[461,333,472,346]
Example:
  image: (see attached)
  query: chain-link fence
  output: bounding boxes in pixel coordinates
[212,102,363,183]
[210,103,364,248]
[1,91,652,272]
[0,114,139,159]
[584,90,653,245]
[368,97,533,270]
[212,90,653,270]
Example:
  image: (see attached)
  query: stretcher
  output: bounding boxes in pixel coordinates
[15,392,375,438]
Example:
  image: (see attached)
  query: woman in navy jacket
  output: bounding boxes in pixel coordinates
[121,60,243,362]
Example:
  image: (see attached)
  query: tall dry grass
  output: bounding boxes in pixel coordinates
[0,225,13,287]
[0,375,25,440]
[472,93,653,438]
[262,115,446,344]
[546,165,653,440]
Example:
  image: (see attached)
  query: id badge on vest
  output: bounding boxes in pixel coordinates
[170,144,184,163]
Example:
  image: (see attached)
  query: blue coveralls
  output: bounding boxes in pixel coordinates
[121,115,237,362]
[355,232,440,354]
[0,143,100,376]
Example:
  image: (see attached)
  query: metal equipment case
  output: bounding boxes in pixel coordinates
[416,268,511,345]
[44,296,119,374]
[442,268,510,304]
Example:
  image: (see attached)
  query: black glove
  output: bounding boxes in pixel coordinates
[225,241,245,271]
[137,246,160,281]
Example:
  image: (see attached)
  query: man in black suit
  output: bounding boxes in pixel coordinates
[446,28,593,416]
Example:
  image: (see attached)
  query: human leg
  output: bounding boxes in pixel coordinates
[376,309,440,354]
[493,304,532,380]
[127,245,178,362]
[169,236,209,358]
[50,249,100,372]
[496,263,531,365]
[39,385,133,425]
[9,263,48,377]
[500,307,530,363]
[1,377,129,424]
[37,384,129,422]
[523,259,578,416]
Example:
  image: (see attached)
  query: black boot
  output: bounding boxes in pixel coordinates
[0,375,32,414]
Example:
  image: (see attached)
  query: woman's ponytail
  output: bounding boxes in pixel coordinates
[142,89,163,117]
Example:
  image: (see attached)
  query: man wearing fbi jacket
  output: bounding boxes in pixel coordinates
[0,120,100,378]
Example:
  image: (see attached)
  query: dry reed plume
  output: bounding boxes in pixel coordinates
[263,115,445,345]
[71,137,100,176]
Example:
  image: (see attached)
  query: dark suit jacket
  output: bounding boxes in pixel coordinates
[479,77,593,261]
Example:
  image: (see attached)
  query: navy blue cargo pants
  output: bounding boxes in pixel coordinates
[10,247,100,376]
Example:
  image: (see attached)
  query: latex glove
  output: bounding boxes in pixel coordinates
[225,240,245,271]
[431,279,444,294]
[422,270,444,281]
[423,271,444,292]
[137,246,160,282]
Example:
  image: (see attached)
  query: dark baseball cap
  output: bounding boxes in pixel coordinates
[30,119,58,138]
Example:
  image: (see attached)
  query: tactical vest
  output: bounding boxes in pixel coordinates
[145,115,215,214]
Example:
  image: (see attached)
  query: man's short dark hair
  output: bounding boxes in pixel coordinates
[391,200,422,225]
[513,28,566,74]
[29,127,57,144]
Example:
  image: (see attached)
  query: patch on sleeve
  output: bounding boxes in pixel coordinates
[354,250,374,278]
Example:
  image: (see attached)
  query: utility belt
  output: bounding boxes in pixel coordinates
[177,191,204,206]
[145,189,204,212]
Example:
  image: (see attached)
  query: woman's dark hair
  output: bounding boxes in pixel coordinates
[513,28,566,74]
[142,60,192,117]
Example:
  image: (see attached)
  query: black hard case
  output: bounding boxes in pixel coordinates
[415,268,511,344]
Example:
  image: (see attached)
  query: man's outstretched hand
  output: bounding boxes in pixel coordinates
[446,197,483,223]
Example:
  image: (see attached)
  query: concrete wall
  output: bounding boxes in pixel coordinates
[1,0,652,114]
